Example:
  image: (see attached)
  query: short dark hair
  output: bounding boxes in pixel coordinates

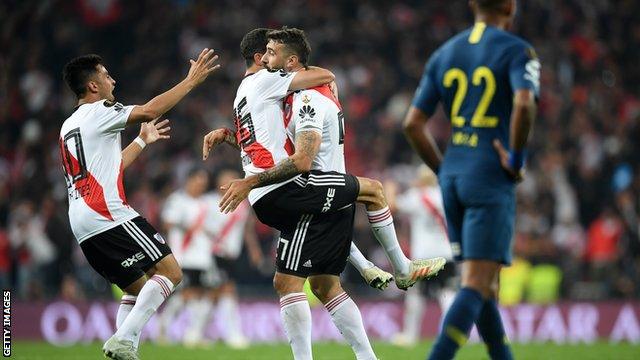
[63,54,104,98]
[266,27,311,67]
[240,28,271,67]
[476,0,510,12]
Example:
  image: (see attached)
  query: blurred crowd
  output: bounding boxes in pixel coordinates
[1,0,639,301]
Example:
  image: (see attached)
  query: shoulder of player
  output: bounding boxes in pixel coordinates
[291,88,332,108]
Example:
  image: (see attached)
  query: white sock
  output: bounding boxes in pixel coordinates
[348,243,375,276]
[115,275,174,344]
[218,294,245,342]
[403,286,424,343]
[367,206,410,275]
[116,295,138,348]
[159,292,184,341]
[184,298,212,344]
[280,293,313,360]
[325,292,377,360]
[116,295,137,329]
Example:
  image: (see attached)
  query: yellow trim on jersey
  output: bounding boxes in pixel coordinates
[469,22,487,44]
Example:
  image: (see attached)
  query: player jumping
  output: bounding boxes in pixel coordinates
[403,0,540,358]
[60,49,219,360]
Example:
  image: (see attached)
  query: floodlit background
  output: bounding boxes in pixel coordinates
[2,0,640,356]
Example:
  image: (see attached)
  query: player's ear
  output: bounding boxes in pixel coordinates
[254,53,263,66]
[86,79,99,94]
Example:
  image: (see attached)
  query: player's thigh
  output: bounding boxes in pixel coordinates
[461,194,516,265]
[439,176,464,260]
[308,274,343,303]
[273,271,307,296]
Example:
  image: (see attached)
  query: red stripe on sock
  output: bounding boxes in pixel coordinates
[120,300,136,305]
[368,210,391,222]
[280,295,307,308]
[151,276,171,299]
[325,293,349,312]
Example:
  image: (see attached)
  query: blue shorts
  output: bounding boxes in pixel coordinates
[439,175,516,265]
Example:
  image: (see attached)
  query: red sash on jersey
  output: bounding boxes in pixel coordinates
[420,191,449,242]
[181,203,208,251]
[211,202,247,255]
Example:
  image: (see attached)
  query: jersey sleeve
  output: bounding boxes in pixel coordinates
[411,53,441,116]
[508,43,541,98]
[95,100,134,133]
[291,90,325,136]
[254,69,296,101]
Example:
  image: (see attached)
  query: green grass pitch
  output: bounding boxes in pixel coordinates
[12,340,640,359]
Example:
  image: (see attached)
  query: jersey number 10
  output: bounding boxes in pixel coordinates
[443,66,498,128]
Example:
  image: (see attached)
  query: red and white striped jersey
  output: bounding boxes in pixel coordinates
[233,69,296,204]
[284,85,345,173]
[396,186,452,261]
[59,100,139,243]
[161,191,213,269]
[205,194,251,259]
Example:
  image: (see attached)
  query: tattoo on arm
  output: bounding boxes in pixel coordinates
[256,158,299,186]
[255,131,320,187]
[223,128,240,150]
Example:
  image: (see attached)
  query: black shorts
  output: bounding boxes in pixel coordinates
[253,171,359,277]
[182,268,217,289]
[80,216,173,289]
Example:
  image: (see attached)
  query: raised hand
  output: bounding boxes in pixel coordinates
[187,48,221,86]
[139,119,170,144]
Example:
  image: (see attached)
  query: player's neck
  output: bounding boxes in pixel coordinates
[474,13,509,30]
[245,64,263,76]
[288,64,304,73]
[77,94,102,106]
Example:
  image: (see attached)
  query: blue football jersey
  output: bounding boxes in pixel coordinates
[412,22,540,184]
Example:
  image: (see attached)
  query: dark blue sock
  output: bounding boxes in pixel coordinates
[427,287,484,360]
[476,299,514,360]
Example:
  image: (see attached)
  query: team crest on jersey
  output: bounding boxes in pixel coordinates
[154,233,166,244]
[302,94,311,104]
[299,105,316,122]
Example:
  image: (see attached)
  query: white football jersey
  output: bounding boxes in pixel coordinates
[59,100,139,243]
[161,191,213,269]
[285,85,346,173]
[396,186,453,261]
[233,69,297,204]
[205,194,251,259]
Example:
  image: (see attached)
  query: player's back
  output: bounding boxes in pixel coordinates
[421,22,540,184]
[59,100,139,243]
[233,69,296,204]
[285,84,346,173]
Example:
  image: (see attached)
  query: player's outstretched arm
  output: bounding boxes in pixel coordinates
[403,106,443,173]
[288,66,335,91]
[493,89,537,180]
[127,48,221,125]
[121,119,170,169]
[218,130,321,213]
[202,128,239,160]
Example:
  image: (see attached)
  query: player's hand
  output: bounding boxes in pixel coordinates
[187,48,221,86]
[139,118,170,144]
[493,139,524,182]
[202,128,229,160]
[219,178,252,213]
